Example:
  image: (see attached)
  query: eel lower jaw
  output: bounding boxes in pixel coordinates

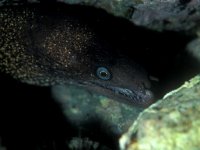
[79,81,154,107]
[109,86,154,107]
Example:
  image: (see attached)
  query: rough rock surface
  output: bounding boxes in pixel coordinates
[120,75,200,150]
[1,0,200,32]
[187,37,200,62]
[52,85,144,137]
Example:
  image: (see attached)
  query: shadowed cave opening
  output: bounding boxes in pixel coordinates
[0,2,200,150]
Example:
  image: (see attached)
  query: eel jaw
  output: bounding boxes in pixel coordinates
[79,81,154,107]
[114,87,154,107]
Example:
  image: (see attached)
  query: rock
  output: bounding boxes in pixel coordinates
[68,137,111,150]
[187,38,200,62]
[52,85,144,137]
[120,75,200,150]
[1,0,200,32]
[60,0,200,32]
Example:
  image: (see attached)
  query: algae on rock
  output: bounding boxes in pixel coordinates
[120,75,200,150]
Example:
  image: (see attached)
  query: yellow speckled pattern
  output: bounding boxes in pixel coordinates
[0,7,43,82]
[0,5,96,85]
[0,4,154,107]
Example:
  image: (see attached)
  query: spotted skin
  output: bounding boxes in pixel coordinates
[0,4,154,107]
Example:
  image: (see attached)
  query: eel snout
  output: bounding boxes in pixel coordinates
[110,85,154,107]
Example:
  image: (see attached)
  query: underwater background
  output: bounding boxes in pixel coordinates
[0,0,200,150]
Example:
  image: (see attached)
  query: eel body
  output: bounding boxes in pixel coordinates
[0,4,154,107]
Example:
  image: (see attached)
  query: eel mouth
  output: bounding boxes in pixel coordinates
[80,81,154,107]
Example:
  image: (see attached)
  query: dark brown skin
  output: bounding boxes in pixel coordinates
[0,4,154,107]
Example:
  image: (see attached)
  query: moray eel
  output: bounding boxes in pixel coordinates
[0,4,154,107]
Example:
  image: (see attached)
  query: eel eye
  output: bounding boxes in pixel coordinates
[96,67,111,80]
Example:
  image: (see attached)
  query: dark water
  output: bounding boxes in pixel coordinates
[0,73,69,150]
[0,73,118,150]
